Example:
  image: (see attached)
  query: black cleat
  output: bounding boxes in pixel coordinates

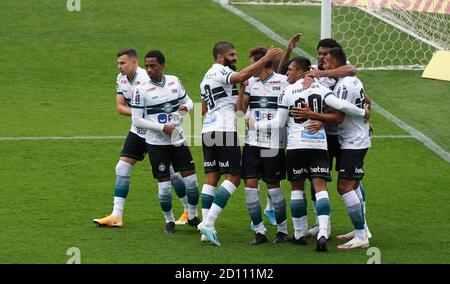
[250,233,268,245]
[164,222,175,234]
[273,232,290,244]
[187,216,201,229]
[291,236,307,245]
[316,236,328,252]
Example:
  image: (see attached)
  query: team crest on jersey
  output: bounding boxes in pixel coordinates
[163,103,173,113]
[158,163,166,172]
[157,114,168,123]
[259,97,269,108]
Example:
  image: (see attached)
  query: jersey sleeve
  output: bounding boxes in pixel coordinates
[116,76,123,96]
[217,66,235,85]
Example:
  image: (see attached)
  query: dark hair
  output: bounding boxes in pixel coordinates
[248,47,272,68]
[327,48,347,66]
[145,50,165,65]
[292,56,311,72]
[213,41,235,60]
[317,38,342,50]
[117,48,137,58]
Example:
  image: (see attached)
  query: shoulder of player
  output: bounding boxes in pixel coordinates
[164,74,180,84]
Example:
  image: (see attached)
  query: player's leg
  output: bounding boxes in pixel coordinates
[93,132,145,227]
[286,149,308,245]
[337,149,369,249]
[147,144,176,234]
[262,147,289,243]
[171,144,200,229]
[170,165,189,225]
[200,132,241,246]
[309,149,332,252]
[242,144,267,244]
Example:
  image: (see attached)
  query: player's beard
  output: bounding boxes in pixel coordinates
[318,60,325,70]
[224,58,237,71]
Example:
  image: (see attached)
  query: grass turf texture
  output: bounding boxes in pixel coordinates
[0,0,449,263]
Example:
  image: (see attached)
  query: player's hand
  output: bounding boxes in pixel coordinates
[264,48,283,60]
[163,124,175,136]
[291,103,313,119]
[305,69,322,78]
[301,76,314,89]
[307,120,324,133]
[363,103,370,120]
[177,105,188,115]
[288,33,301,50]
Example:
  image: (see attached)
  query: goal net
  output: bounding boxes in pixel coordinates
[229,0,450,70]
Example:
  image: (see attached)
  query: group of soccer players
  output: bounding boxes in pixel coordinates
[93,33,372,252]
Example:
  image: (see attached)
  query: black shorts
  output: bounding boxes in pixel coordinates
[242,144,286,184]
[338,148,368,180]
[120,131,147,161]
[146,144,195,179]
[202,131,241,175]
[286,149,332,182]
[327,134,341,171]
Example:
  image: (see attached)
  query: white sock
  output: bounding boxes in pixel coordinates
[112,197,125,218]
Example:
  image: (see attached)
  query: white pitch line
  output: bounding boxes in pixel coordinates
[372,102,450,163]
[219,3,450,164]
[219,2,316,62]
[0,134,413,141]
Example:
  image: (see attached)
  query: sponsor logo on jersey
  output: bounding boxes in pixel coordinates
[147,87,156,92]
[203,160,216,167]
[270,80,281,84]
[301,131,325,140]
[220,69,228,76]
[272,86,281,91]
[310,166,329,174]
[293,168,308,175]
[158,114,167,123]
[121,80,127,84]
[219,161,229,168]
[158,163,166,172]
[259,97,269,108]
[355,167,364,174]
[168,81,175,86]
[171,88,178,94]
[163,103,173,113]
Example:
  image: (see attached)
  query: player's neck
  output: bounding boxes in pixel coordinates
[151,74,164,84]
[258,70,274,81]
[126,67,138,82]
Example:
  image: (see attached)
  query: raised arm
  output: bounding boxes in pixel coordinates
[277,33,301,74]
[229,48,283,84]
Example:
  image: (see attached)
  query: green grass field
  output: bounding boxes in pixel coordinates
[0,0,449,264]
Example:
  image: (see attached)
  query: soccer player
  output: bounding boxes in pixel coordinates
[236,47,290,245]
[292,49,371,249]
[198,42,283,246]
[251,56,369,251]
[93,48,190,228]
[130,50,200,234]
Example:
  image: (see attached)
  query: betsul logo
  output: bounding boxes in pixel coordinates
[66,0,81,12]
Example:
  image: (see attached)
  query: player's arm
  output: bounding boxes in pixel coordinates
[176,78,193,115]
[252,108,289,130]
[277,33,301,74]
[201,98,208,116]
[324,93,370,119]
[130,88,164,131]
[229,48,283,84]
[306,64,357,79]
[116,95,131,116]
[291,104,345,124]
[236,82,250,113]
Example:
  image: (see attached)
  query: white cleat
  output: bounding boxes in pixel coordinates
[201,234,210,242]
[304,224,319,238]
[336,227,372,240]
[337,237,369,250]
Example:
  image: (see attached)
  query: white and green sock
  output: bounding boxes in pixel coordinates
[158,181,174,223]
[204,180,237,228]
[342,191,366,240]
[268,188,288,234]
[291,190,308,239]
[201,184,215,221]
[112,160,133,218]
[182,174,199,220]
[315,191,331,239]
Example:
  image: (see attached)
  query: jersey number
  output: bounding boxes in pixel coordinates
[355,88,366,109]
[293,94,322,124]
[204,84,215,110]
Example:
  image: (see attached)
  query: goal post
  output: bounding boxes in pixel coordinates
[226,0,450,70]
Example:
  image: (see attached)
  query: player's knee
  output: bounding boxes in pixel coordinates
[158,180,172,196]
[182,174,198,189]
[225,174,241,187]
[116,160,133,176]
